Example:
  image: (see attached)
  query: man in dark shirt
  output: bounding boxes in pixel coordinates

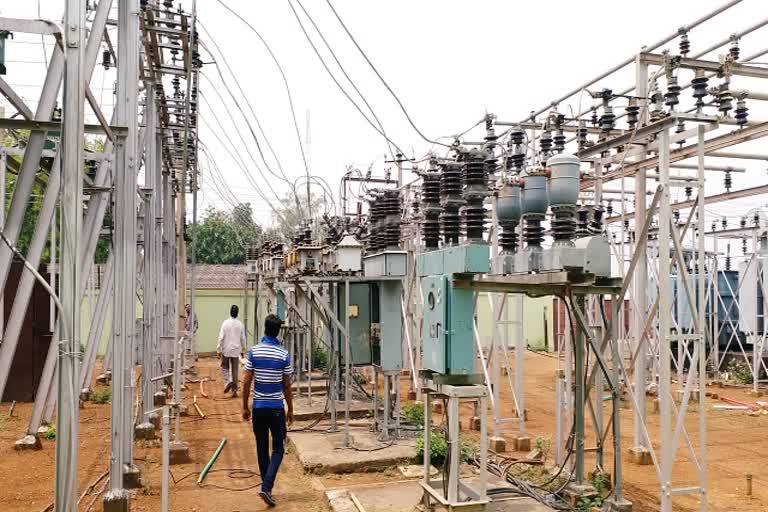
[242,314,294,507]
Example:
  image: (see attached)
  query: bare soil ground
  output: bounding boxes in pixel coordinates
[1,352,767,511]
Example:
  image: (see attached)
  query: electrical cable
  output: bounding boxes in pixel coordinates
[285,0,408,157]
[214,0,313,211]
[197,27,306,217]
[291,0,395,161]
[198,84,292,212]
[324,0,451,149]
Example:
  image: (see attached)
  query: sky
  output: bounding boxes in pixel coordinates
[1,0,767,242]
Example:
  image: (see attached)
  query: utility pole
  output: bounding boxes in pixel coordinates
[56,0,85,510]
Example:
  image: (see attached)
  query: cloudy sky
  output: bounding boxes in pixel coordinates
[2,0,767,238]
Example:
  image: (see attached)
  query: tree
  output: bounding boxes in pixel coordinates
[269,192,329,242]
[188,203,262,264]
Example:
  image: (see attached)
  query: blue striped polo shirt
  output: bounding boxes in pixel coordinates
[245,335,293,409]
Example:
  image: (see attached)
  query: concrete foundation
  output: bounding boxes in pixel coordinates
[651,398,660,413]
[628,446,653,465]
[294,394,371,422]
[675,389,700,403]
[562,483,598,507]
[511,435,531,452]
[433,401,444,414]
[288,429,416,474]
[604,496,634,512]
[148,412,160,430]
[79,387,91,402]
[123,464,142,489]
[14,434,42,451]
[407,390,417,401]
[748,389,764,398]
[153,391,166,407]
[326,476,556,512]
[169,441,191,465]
[134,422,155,440]
[96,372,111,385]
[489,436,506,453]
[102,490,129,512]
[468,416,481,431]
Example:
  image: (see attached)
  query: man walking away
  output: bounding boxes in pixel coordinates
[217,304,246,397]
[242,314,294,507]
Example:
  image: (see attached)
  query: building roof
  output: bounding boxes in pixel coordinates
[186,264,247,290]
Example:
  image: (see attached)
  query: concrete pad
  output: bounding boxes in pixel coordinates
[169,441,190,465]
[513,435,531,452]
[407,390,417,401]
[14,434,42,451]
[96,372,111,385]
[342,476,556,512]
[628,446,653,465]
[748,389,764,397]
[123,464,142,489]
[489,436,506,453]
[288,430,417,474]
[153,391,167,407]
[134,422,155,441]
[293,394,371,422]
[292,378,330,394]
[102,491,129,512]
[325,489,359,512]
[398,464,438,478]
[468,416,481,431]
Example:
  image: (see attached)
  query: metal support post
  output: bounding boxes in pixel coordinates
[696,125,708,511]
[658,128,673,512]
[514,293,525,433]
[56,0,85,509]
[343,278,351,448]
[573,295,586,485]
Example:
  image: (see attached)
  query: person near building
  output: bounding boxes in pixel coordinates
[241,314,294,507]
[217,304,246,396]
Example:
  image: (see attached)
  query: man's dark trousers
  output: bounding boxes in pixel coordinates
[252,408,286,492]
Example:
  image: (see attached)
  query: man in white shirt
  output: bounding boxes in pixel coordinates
[217,304,247,396]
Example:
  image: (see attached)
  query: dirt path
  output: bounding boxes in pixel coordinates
[0,358,324,512]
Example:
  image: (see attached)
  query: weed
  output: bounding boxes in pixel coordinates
[416,430,475,466]
[725,358,754,384]
[42,424,56,440]
[89,386,112,404]
[535,437,551,463]
[590,471,611,494]
[577,495,603,510]
[312,345,328,370]
[402,402,424,427]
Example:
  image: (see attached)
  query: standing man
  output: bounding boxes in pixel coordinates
[242,314,294,507]
[218,304,246,396]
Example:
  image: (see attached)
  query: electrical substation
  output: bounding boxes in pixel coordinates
[1,1,768,511]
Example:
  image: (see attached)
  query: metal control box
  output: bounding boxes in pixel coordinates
[421,274,475,376]
[336,282,373,365]
[363,251,408,277]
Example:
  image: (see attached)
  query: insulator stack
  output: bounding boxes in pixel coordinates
[589,206,604,234]
[673,210,680,224]
[722,217,728,230]
[742,238,747,255]
[691,74,708,109]
[685,186,692,199]
[735,99,748,127]
[382,189,402,249]
[679,33,690,56]
[576,206,590,236]
[724,170,732,192]
[676,119,686,145]
[740,217,747,228]
[577,121,589,149]
[540,130,553,157]
[551,206,576,242]
[730,38,740,60]
[497,184,522,254]
[590,109,599,127]
[554,129,566,154]
[509,127,526,170]
[600,105,615,134]
[665,76,681,109]
[726,244,732,270]
[754,212,760,226]
[523,219,544,247]
[718,89,733,116]
[422,170,441,250]
[440,162,463,246]
[366,193,383,252]
[484,124,498,184]
[626,99,639,130]
[463,150,488,242]
[606,201,613,216]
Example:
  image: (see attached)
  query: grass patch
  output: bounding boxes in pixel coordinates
[89,386,112,404]
[416,430,476,467]
[402,402,424,427]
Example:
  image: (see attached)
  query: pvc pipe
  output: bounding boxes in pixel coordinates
[197,437,228,485]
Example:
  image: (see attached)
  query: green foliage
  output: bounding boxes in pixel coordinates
[311,344,328,370]
[187,203,262,264]
[402,402,424,426]
[591,471,611,493]
[416,430,475,467]
[42,424,56,440]
[89,386,112,404]
[535,437,551,463]
[577,495,603,510]
[352,372,367,387]
[725,358,754,384]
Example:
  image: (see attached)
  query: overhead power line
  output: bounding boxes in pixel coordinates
[215,0,312,205]
[324,0,451,149]
[286,0,407,157]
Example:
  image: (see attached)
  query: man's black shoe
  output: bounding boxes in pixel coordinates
[259,490,276,507]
